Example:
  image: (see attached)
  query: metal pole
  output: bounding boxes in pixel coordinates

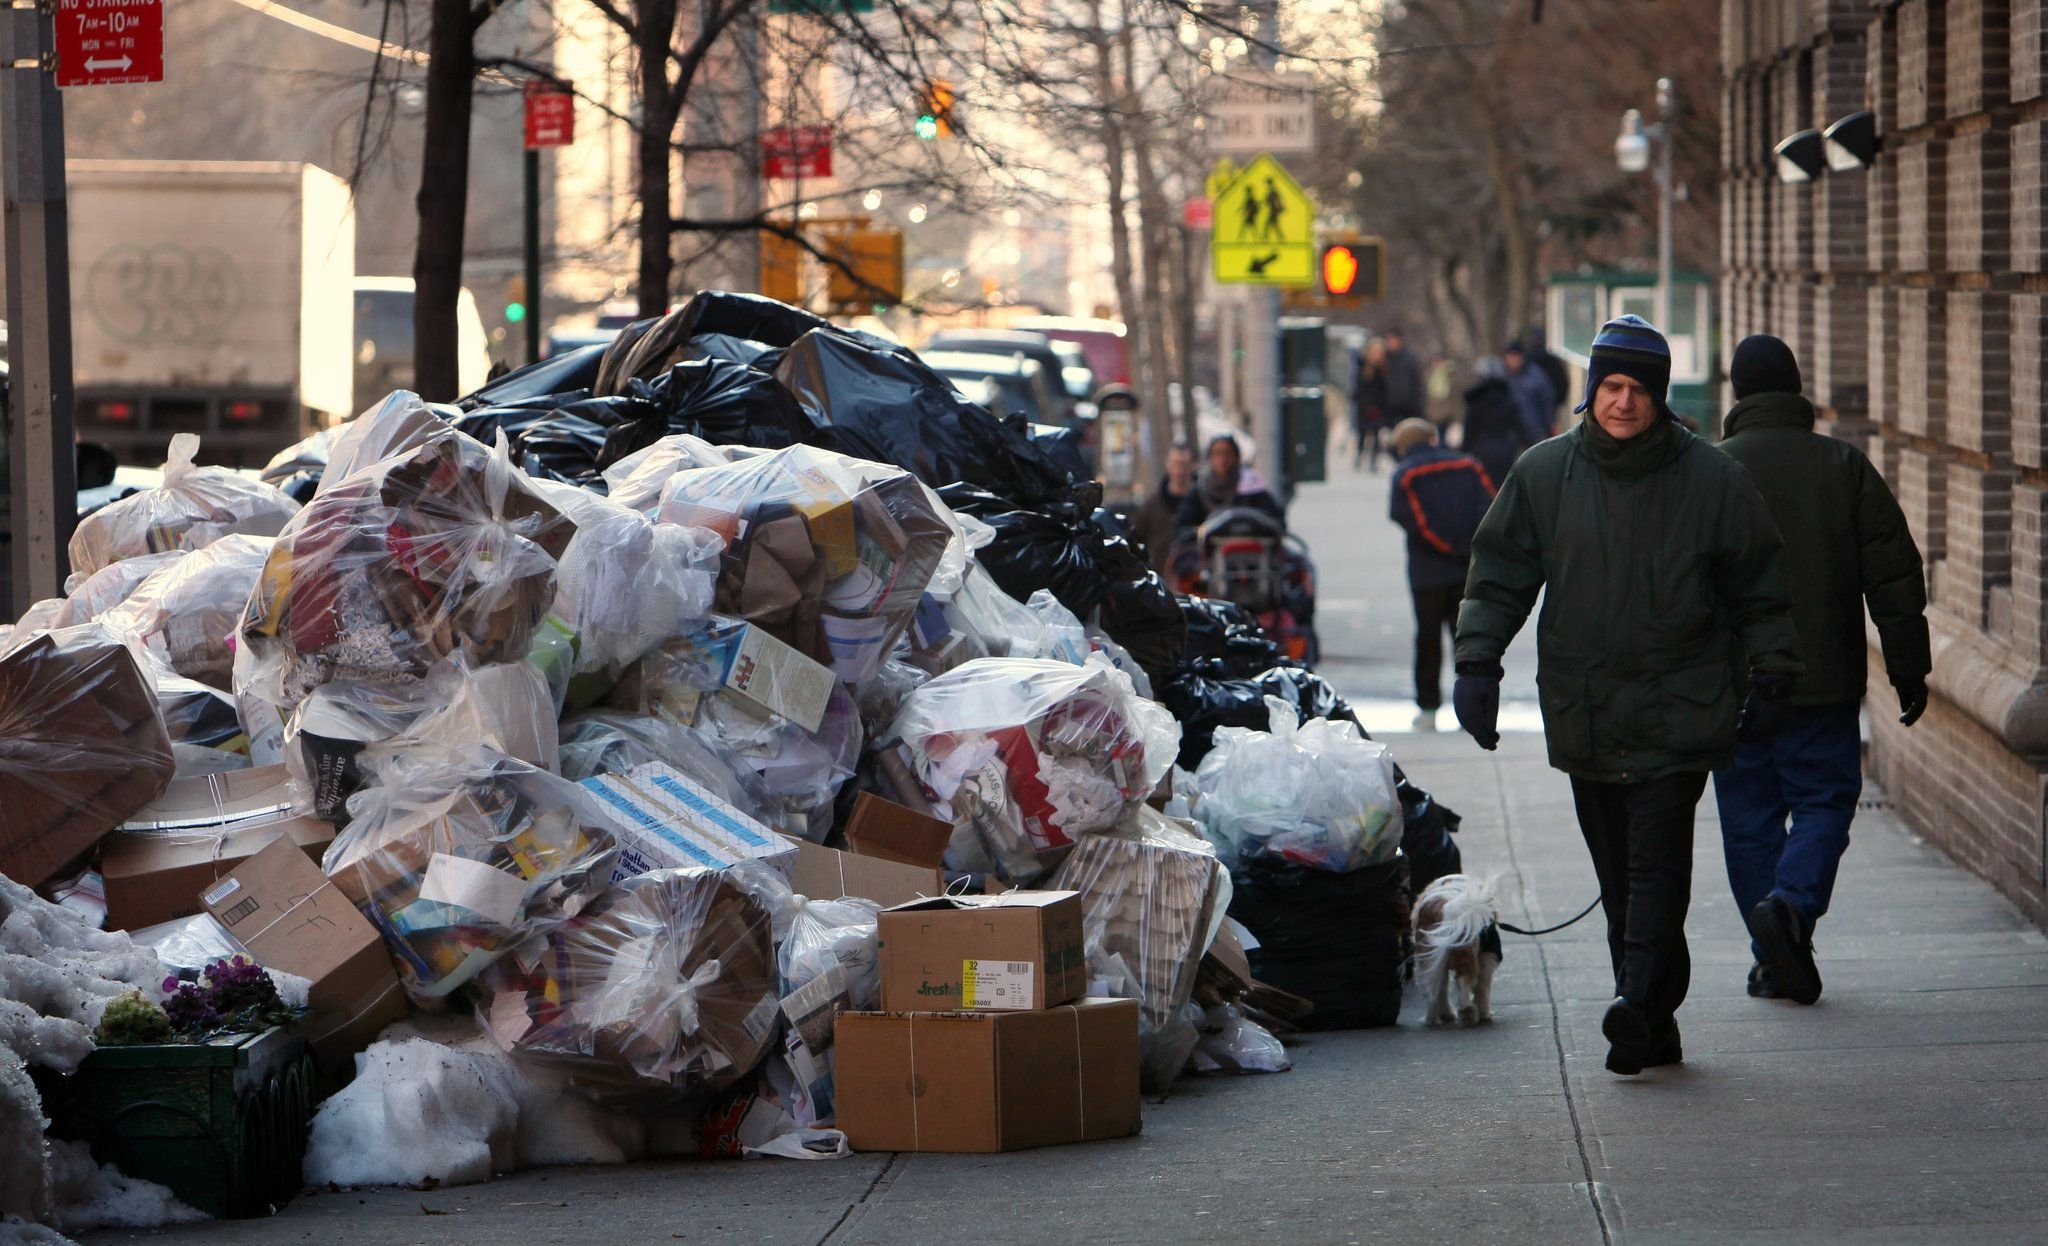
[3,9,77,616]
[1655,76,1674,334]
[1244,2,1284,500]
[524,146,542,365]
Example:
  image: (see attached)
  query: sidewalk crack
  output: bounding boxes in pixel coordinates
[816,1151,902,1245]
[1493,758,1614,1246]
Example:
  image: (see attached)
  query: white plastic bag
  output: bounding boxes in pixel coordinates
[68,434,301,575]
[1190,1004,1291,1075]
[1193,697,1401,872]
[318,390,451,494]
[99,534,272,690]
[544,493,723,702]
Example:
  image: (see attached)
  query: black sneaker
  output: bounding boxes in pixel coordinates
[1643,1017,1683,1068]
[1601,997,1654,1075]
[1748,895,1822,1005]
[1746,962,1781,999]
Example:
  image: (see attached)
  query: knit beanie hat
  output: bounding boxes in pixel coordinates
[1575,314,1673,418]
[1389,418,1437,456]
[1729,333,1803,399]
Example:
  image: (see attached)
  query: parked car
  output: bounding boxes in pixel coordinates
[1007,315,1130,387]
[924,349,1097,474]
[354,277,492,405]
[923,329,1077,421]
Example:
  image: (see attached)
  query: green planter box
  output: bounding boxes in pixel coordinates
[37,1027,314,1219]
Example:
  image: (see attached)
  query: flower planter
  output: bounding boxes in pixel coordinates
[37,1026,313,1219]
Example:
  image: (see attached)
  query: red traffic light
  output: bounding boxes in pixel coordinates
[1322,244,1361,296]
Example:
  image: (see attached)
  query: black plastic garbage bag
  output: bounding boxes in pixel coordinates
[1228,854,1411,1030]
[1031,423,1090,483]
[785,331,1079,508]
[682,332,785,372]
[449,392,657,489]
[1157,661,1272,768]
[456,344,608,411]
[1175,594,1287,677]
[595,291,904,396]
[1253,666,1359,729]
[1399,779,1463,895]
[1084,526,1187,682]
[595,358,821,464]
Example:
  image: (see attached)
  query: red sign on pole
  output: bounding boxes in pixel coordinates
[524,83,575,150]
[762,126,833,180]
[1182,197,1214,230]
[55,0,164,89]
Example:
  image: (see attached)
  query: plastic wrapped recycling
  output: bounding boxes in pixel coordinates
[1194,697,1401,873]
[1048,810,1222,1090]
[473,864,781,1099]
[654,443,954,689]
[68,433,301,575]
[237,428,577,710]
[599,433,736,513]
[319,391,455,495]
[323,746,620,997]
[886,655,1180,884]
[98,534,272,691]
[557,710,779,825]
[764,888,881,1127]
[260,425,342,502]
[55,552,185,627]
[0,624,177,887]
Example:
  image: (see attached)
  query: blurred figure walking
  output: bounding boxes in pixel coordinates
[1388,418,1496,732]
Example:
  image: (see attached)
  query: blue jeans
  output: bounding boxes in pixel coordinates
[1711,702,1862,949]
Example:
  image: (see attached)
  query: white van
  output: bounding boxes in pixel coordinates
[353,276,493,401]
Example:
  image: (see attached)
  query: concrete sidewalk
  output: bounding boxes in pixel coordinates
[87,727,2048,1246]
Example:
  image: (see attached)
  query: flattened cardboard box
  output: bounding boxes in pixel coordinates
[783,838,942,911]
[101,815,334,932]
[201,836,406,1076]
[842,792,951,869]
[579,762,799,883]
[835,997,1142,1153]
[118,764,297,832]
[877,891,1086,1012]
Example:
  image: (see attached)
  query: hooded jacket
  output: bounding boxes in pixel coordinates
[1455,414,1802,781]
[1460,377,1528,488]
[1716,390,1930,705]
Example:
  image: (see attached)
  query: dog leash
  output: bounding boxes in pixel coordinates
[1497,896,1601,937]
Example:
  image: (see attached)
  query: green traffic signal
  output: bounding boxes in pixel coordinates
[506,302,527,323]
[914,114,939,141]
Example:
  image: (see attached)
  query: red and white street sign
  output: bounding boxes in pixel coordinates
[524,83,575,150]
[55,0,164,89]
[1182,197,1214,230]
[762,125,833,180]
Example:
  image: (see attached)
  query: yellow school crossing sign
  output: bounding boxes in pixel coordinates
[1211,153,1315,285]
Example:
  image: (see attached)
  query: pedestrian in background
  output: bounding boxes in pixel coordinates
[1177,432,1283,532]
[1351,339,1390,470]
[1458,357,1527,488]
[1381,327,1426,429]
[1453,314,1802,1075]
[1502,340,1558,446]
[1527,328,1571,427]
[1388,418,1495,732]
[1712,334,1932,1006]
[1425,355,1458,428]
[1128,442,1196,573]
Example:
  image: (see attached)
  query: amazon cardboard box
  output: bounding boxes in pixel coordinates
[877,891,1086,1012]
[784,838,942,910]
[201,836,406,1077]
[834,997,1142,1153]
[102,766,334,932]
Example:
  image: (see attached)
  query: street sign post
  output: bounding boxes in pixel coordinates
[1210,153,1315,285]
[523,83,574,150]
[762,125,833,180]
[521,81,572,364]
[53,0,162,89]
[1203,70,1315,155]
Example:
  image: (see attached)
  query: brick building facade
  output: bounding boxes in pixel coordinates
[1722,0,2047,924]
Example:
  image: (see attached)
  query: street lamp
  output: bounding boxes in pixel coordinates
[1773,129,1825,184]
[1822,110,1879,171]
[1615,78,1676,334]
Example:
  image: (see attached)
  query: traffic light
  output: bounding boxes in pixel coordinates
[915,78,956,140]
[504,275,528,322]
[1319,237,1384,303]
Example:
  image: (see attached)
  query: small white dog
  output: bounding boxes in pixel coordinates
[1413,874,1502,1027]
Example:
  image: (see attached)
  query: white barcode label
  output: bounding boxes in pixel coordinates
[962,959,1035,1010]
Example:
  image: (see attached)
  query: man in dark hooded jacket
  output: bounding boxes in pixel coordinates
[1713,335,1931,1006]
[1453,314,1802,1076]
[1458,358,1528,487]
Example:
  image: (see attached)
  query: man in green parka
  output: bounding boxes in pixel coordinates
[1713,335,1930,1007]
[1451,315,1803,1075]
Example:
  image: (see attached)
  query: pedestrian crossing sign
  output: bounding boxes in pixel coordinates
[1211,153,1315,285]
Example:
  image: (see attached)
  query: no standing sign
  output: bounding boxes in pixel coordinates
[55,0,164,89]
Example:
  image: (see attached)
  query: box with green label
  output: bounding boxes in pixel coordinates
[877,891,1086,1011]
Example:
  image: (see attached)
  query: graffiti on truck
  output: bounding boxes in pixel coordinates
[87,243,248,344]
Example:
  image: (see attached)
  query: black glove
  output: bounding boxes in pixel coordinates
[1895,678,1929,727]
[1736,671,1796,743]
[1453,660,1503,751]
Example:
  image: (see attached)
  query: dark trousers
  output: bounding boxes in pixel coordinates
[1411,582,1463,710]
[1712,702,1862,950]
[1570,770,1709,1025]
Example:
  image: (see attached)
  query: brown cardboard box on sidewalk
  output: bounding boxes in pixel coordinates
[102,765,334,931]
[877,891,1086,1012]
[841,792,952,869]
[201,836,406,1077]
[834,997,1142,1153]
[783,838,942,910]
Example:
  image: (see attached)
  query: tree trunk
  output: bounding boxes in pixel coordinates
[637,0,681,317]
[1122,27,1173,480]
[413,0,476,401]
[1091,12,1142,435]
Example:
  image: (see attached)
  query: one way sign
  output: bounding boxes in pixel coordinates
[55,0,165,89]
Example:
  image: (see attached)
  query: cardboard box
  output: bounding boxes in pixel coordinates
[672,618,833,732]
[878,891,1086,1012]
[102,815,334,932]
[842,792,951,869]
[835,997,1142,1153]
[118,765,297,831]
[784,838,942,910]
[201,836,406,1076]
[580,762,798,883]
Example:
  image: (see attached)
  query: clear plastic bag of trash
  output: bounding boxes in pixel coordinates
[324,745,620,997]
[68,433,302,575]
[1194,696,1401,872]
[654,443,954,690]
[318,391,457,495]
[597,433,737,514]
[886,655,1180,884]
[56,551,185,626]
[472,864,781,1099]
[557,710,780,824]
[237,428,576,711]
[99,534,272,691]
[752,883,880,1128]
[1189,1004,1290,1075]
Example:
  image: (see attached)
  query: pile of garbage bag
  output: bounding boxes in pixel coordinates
[1,289,1484,1219]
